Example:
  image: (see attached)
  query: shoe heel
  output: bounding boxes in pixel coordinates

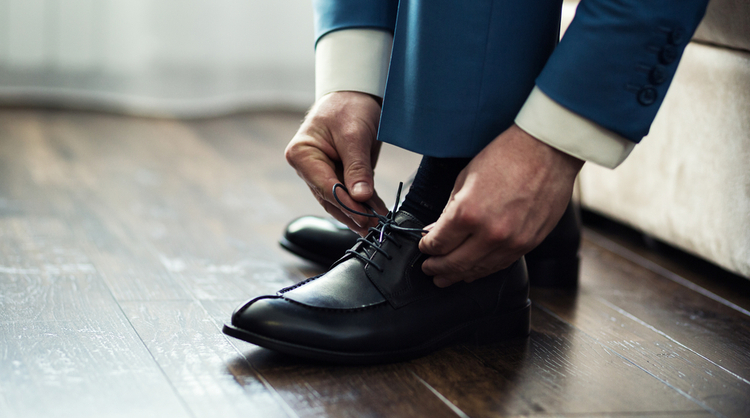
[527,255,579,289]
[471,301,531,345]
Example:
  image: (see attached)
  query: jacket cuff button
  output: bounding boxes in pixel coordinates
[649,65,668,85]
[659,45,678,64]
[637,86,658,105]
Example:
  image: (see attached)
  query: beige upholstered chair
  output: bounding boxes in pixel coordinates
[568,0,750,278]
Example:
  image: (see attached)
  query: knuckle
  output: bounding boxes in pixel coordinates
[339,126,362,143]
[487,223,512,243]
[453,206,482,228]
[336,120,370,144]
[284,141,306,165]
[511,231,537,253]
[422,236,446,254]
[508,235,527,250]
[308,112,335,129]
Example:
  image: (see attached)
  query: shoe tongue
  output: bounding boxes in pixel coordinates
[393,210,425,229]
[354,210,422,250]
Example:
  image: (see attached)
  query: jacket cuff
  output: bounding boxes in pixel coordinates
[515,86,635,169]
[315,29,393,101]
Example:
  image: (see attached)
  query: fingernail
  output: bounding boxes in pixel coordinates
[352,182,369,196]
[434,277,452,288]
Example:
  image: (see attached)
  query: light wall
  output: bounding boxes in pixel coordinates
[0,0,316,116]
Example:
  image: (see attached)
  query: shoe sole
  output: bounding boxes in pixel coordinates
[222,300,531,365]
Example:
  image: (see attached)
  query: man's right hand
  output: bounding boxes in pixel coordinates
[285,91,388,236]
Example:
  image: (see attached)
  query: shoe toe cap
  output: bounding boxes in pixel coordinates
[231,295,287,334]
[230,294,394,352]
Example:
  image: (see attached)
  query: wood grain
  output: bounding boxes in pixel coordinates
[0,218,190,417]
[577,237,750,385]
[410,306,707,417]
[121,300,294,418]
[534,291,750,418]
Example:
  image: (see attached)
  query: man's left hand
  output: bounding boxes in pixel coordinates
[418,124,584,287]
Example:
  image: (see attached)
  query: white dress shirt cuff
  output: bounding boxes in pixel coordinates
[515,86,635,169]
[315,29,393,101]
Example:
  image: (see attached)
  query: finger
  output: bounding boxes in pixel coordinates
[320,200,370,236]
[286,135,341,200]
[322,186,383,235]
[429,234,526,287]
[339,135,377,203]
[425,236,515,287]
[418,209,471,257]
[328,183,382,230]
[421,236,487,283]
[291,147,374,228]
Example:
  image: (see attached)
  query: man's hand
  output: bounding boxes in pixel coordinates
[285,91,388,235]
[419,124,584,287]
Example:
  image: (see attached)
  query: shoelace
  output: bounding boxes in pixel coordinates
[332,182,428,272]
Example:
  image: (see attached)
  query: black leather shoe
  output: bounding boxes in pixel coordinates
[279,217,355,267]
[227,207,530,364]
[280,201,581,289]
[525,201,581,289]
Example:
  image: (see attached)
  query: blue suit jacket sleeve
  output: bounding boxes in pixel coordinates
[312,0,398,43]
[311,0,710,157]
[536,0,709,142]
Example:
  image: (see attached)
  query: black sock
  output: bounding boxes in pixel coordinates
[399,156,471,225]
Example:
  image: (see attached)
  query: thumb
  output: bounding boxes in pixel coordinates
[340,142,375,203]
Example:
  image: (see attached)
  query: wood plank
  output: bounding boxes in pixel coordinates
[0,111,196,302]
[121,300,294,418]
[581,211,750,312]
[202,299,461,418]
[37,111,298,300]
[534,290,750,418]
[577,235,750,384]
[0,219,190,418]
[409,305,707,417]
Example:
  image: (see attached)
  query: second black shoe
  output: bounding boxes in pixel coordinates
[279,216,355,267]
[227,187,530,364]
[280,201,581,289]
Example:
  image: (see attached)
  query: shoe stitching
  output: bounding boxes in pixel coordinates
[281,296,388,313]
[277,274,323,294]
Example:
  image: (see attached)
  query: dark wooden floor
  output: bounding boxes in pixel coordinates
[1,109,749,418]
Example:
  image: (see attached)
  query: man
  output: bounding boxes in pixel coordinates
[223,0,709,363]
